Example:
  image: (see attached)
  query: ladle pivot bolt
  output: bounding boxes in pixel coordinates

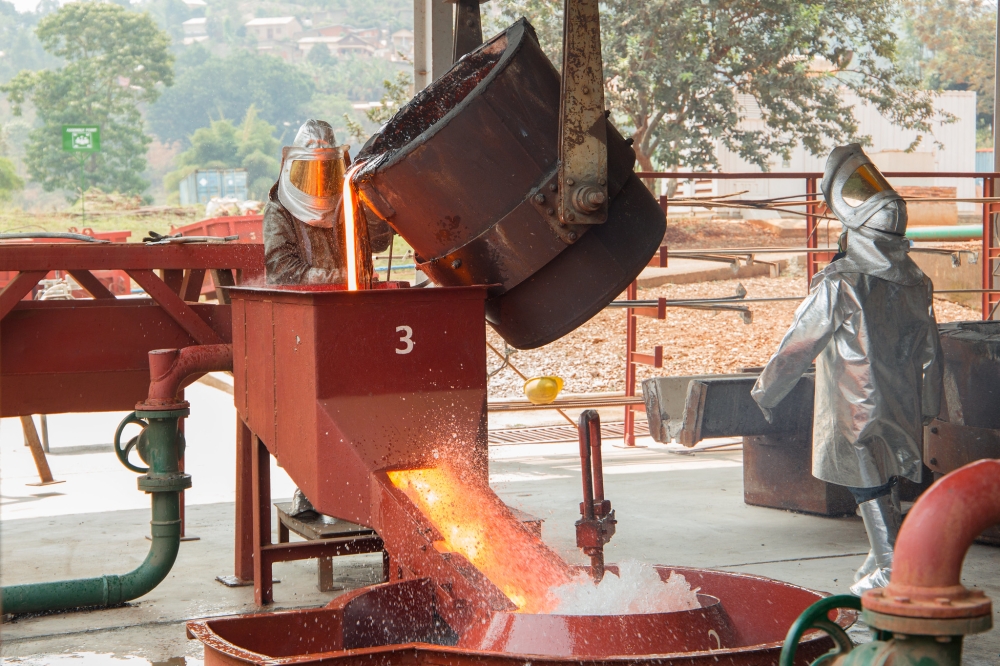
[574,185,607,213]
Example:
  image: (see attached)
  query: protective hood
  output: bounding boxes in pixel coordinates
[278,120,347,228]
[832,224,925,286]
[821,143,905,233]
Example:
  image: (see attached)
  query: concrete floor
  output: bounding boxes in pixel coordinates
[2,385,999,664]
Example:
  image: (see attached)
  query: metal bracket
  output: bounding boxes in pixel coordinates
[527,166,586,244]
[448,0,487,62]
[558,0,608,225]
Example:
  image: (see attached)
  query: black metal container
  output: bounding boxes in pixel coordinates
[356,19,665,349]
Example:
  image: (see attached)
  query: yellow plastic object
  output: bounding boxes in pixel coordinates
[523,376,564,405]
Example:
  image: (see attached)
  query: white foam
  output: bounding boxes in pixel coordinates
[549,560,701,615]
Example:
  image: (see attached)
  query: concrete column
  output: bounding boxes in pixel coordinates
[413,0,454,90]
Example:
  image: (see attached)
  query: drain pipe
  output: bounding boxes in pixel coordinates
[1,345,232,616]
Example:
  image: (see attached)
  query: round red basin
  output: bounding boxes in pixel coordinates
[188,566,855,665]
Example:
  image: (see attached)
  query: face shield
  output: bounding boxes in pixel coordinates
[821,143,905,234]
[277,146,348,228]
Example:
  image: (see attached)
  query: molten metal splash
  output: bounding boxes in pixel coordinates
[388,467,572,612]
[342,163,363,291]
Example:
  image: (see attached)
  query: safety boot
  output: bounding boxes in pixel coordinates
[850,493,901,595]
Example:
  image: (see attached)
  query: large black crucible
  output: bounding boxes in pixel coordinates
[356,19,665,349]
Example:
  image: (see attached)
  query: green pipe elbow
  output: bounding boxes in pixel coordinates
[1,493,181,616]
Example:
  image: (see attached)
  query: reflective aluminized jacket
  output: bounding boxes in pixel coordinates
[751,230,942,488]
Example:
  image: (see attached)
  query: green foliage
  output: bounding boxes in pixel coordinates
[306,55,406,102]
[307,43,335,67]
[343,71,413,143]
[490,0,940,171]
[166,106,280,200]
[135,0,196,43]
[148,50,314,146]
[901,0,995,126]
[1,2,174,196]
[0,1,59,84]
[0,155,23,202]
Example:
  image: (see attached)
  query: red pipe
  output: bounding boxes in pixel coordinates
[141,345,233,409]
[863,459,999,619]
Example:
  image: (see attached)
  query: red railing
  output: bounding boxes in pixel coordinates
[619,170,1000,447]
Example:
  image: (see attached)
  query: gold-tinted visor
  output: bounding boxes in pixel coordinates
[289,157,345,198]
[841,163,892,207]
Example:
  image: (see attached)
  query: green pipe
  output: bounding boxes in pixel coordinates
[1,410,190,616]
[907,224,982,241]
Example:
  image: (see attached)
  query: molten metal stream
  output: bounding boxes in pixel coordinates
[342,164,363,291]
[389,467,572,612]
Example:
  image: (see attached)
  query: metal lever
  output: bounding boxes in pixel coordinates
[558,0,608,226]
[575,409,616,582]
[451,0,485,62]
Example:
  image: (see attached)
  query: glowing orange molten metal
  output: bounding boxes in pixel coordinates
[388,467,572,612]
[342,163,363,291]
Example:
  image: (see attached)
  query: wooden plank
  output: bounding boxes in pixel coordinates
[20,415,62,486]
[67,269,116,299]
[126,269,225,345]
[0,271,47,320]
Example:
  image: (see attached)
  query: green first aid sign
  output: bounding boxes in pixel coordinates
[62,125,101,152]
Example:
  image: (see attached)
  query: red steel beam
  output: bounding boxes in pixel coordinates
[0,243,263,272]
[67,269,116,299]
[0,271,47,319]
[127,269,225,345]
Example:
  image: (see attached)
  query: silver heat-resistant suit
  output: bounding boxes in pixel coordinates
[751,144,943,595]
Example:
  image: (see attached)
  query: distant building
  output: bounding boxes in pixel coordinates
[678,91,979,217]
[244,16,303,42]
[297,31,377,58]
[179,169,249,206]
[391,29,414,59]
[181,0,206,9]
[182,17,208,45]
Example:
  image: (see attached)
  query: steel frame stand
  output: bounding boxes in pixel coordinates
[620,279,665,448]
[220,417,387,605]
[982,176,1000,319]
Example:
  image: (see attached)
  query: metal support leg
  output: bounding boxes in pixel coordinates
[252,434,273,605]
[235,417,254,581]
[21,415,63,487]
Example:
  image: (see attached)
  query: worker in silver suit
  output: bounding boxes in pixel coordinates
[264,119,390,285]
[751,144,942,595]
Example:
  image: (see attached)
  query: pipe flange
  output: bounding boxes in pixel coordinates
[861,608,993,636]
[138,473,192,493]
[134,405,190,418]
[863,586,992,620]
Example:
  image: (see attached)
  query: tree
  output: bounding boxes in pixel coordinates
[307,43,335,67]
[165,106,281,200]
[0,157,23,202]
[148,50,314,146]
[343,70,413,142]
[489,0,940,172]
[0,1,59,84]
[901,0,995,131]
[2,2,173,195]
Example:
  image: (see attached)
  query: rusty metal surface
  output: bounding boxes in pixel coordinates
[743,434,857,517]
[355,20,663,349]
[451,0,485,61]
[938,321,1000,430]
[863,459,1000,620]
[558,0,608,226]
[190,567,853,665]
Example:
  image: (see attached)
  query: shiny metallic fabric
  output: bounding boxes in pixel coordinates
[751,267,942,487]
[850,494,901,595]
